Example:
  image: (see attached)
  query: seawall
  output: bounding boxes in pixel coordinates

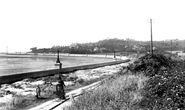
[0,59,130,84]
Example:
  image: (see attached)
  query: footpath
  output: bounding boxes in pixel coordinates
[28,81,101,110]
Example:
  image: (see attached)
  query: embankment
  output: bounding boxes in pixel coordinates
[0,59,130,84]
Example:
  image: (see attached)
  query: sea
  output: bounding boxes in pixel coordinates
[0,54,112,76]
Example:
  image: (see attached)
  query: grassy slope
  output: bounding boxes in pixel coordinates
[66,54,185,110]
[2,75,112,110]
[67,72,148,110]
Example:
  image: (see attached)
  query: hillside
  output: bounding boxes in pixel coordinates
[30,38,185,54]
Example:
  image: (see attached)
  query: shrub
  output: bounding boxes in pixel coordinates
[140,69,185,109]
[129,53,185,109]
[68,54,185,110]
[128,54,175,77]
[75,78,84,84]
[65,75,78,81]
[67,74,147,110]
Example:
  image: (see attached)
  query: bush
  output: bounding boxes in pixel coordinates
[65,75,78,81]
[68,54,185,109]
[140,69,185,109]
[67,74,147,110]
[129,53,185,109]
[128,54,175,77]
[75,78,84,84]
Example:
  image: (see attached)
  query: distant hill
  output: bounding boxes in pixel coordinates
[30,38,185,54]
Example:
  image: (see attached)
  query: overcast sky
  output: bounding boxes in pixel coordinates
[0,0,185,52]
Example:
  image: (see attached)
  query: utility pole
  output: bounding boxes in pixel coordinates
[150,19,153,55]
[171,39,172,54]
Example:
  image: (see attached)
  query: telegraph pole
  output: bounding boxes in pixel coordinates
[171,39,172,54]
[150,19,153,55]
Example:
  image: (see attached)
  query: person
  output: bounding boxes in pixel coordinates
[56,77,66,99]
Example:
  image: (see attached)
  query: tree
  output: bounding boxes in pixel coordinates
[30,47,37,53]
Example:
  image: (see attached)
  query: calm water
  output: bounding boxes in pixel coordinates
[0,54,112,76]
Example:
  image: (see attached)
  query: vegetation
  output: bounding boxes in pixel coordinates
[128,53,176,76]
[129,54,185,109]
[128,54,185,109]
[67,54,185,110]
[1,71,113,110]
[30,38,185,54]
[67,73,148,110]
[4,53,185,109]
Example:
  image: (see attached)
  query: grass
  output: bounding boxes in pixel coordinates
[67,72,148,110]
[0,54,123,110]
[127,53,185,109]
[1,74,111,110]
[63,54,185,110]
[2,95,52,110]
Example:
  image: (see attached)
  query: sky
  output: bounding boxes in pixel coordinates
[0,0,185,52]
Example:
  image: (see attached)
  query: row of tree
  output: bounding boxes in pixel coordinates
[30,38,185,54]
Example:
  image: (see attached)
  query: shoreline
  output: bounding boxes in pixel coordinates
[0,54,116,77]
[0,61,131,110]
[0,59,130,84]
